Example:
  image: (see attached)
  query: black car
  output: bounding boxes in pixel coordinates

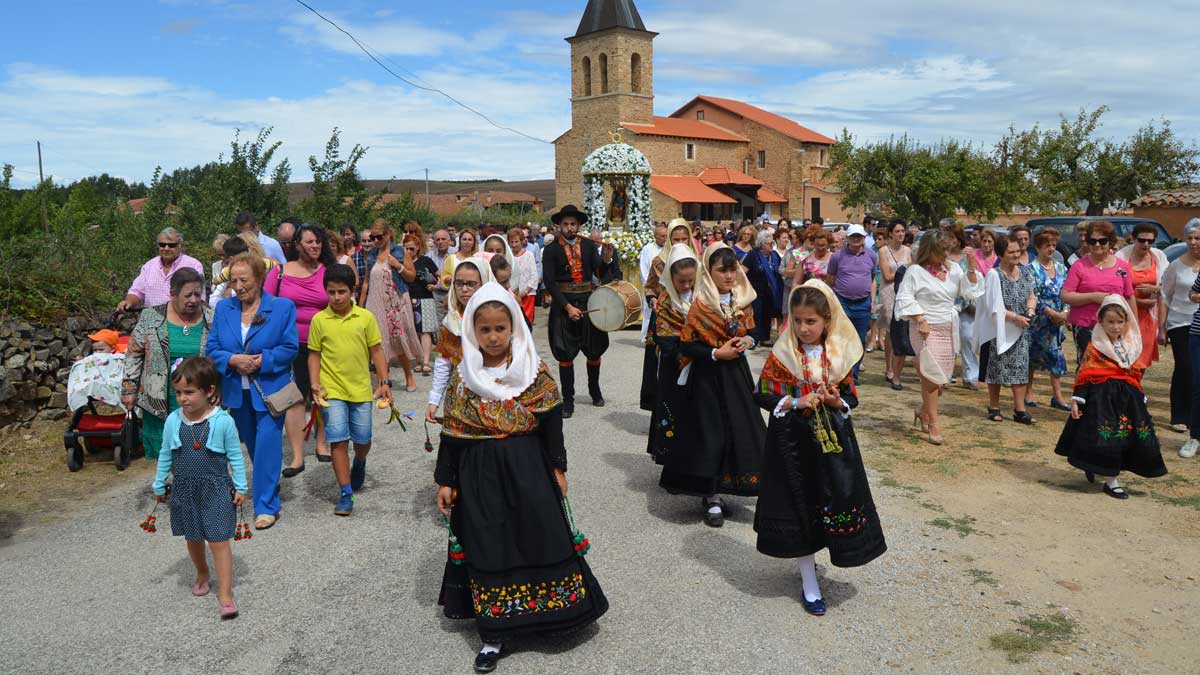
[1024,216,1174,263]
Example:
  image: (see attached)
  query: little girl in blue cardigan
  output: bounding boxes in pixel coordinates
[151,357,247,620]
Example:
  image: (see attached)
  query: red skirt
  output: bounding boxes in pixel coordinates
[520,295,536,326]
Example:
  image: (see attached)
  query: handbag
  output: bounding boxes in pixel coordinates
[244,301,303,418]
[889,265,916,357]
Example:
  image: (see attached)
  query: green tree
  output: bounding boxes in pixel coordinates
[298,128,374,228]
[999,106,1200,215]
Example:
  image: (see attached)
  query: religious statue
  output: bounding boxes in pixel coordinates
[609,180,628,224]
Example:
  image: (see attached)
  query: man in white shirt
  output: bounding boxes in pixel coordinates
[235,210,287,265]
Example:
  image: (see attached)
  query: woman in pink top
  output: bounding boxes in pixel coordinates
[1061,220,1135,369]
[266,223,334,474]
[973,228,999,271]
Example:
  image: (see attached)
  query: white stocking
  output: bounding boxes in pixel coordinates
[480,642,503,655]
[798,554,822,602]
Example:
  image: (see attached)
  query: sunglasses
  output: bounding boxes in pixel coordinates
[1136,238,1155,245]
[370,234,385,241]
[157,242,180,249]
[1085,237,1109,246]
[404,247,417,252]
[452,280,481,290]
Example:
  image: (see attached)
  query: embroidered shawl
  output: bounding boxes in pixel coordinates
[681,297,754,348]
[441,362,562,440]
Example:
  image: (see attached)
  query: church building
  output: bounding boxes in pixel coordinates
[554,0,859,224]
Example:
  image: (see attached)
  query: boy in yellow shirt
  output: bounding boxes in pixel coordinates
[308,265,392,516]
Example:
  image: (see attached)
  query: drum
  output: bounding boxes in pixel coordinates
[587,281,642,332]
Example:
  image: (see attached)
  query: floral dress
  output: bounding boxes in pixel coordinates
[1028,260,1068,377]
[985,267,1034,385]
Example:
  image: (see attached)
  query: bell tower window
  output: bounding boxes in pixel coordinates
[600,53,609,94]
[631,53,642,93]
[581,56,592,96]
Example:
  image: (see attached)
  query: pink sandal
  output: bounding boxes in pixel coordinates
[220,601,239,620]
[192,580,211,597]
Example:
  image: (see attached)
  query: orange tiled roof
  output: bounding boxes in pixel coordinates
[1132,184,1200,208]
[364,191,542,217]
[698,167,763,186]
[756,187,788,203]
[622,117,748,143]
[671,96,836,145]
[650,176,737,204]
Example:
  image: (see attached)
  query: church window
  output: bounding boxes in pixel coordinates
[758,150,767,169]
[696,110,705,120]
[600,53,609,93]
[685,143,695,161]
[631,53,642,93]
[819,148,828,166]
[581,56,592,96]
[743,158,750,174]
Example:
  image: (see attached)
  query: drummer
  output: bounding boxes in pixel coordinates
[541,204,622,418]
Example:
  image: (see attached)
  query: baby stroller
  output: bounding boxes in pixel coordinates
[63,351,141,472]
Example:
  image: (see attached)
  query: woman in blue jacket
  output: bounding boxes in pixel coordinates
[206,254,299,530]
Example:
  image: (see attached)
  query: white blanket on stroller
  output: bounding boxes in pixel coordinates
[67,353,127,412]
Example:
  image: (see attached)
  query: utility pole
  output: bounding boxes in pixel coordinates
[424,168,430,210]
[37,141,48,232]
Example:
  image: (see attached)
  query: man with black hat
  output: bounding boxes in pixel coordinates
[541,204,622,417]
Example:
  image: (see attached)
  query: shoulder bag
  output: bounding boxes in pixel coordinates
[889,265,916,357]
[245,294,303,417]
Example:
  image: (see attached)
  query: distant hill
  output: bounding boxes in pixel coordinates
[288,179,557,210]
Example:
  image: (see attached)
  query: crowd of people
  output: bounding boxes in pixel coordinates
[114,206,1196,672]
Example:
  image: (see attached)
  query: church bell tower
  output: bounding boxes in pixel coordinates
[566,0,657,131]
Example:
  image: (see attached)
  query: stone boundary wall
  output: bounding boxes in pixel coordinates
[0,316,132,427]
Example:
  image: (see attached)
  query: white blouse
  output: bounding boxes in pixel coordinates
[1161,257,1199,331]
[894,263,984,325]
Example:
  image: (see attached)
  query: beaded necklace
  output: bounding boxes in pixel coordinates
[797,343,843,454]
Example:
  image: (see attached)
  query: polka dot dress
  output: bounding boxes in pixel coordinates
[168,419,236,542]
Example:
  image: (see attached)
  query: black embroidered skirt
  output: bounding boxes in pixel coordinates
[754,411,887,568]
[439,434,608,642]
[1055,380,1167,479]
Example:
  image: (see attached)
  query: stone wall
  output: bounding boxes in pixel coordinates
[0,317,120,427]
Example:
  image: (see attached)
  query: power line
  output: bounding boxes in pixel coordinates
[291,0,554,145]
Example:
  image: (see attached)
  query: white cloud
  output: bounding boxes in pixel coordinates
[282,11,461,57]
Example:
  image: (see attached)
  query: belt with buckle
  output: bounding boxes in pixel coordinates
[558,282,594,294]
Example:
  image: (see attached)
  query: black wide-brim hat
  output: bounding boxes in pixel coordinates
[551,204,589,225]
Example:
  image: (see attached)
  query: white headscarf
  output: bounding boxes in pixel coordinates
[695,242,756,312]
[1092,294,1142,367]
[772,280,863,384]
[482,234,516,270]
[663,243,698,315]
[658,219,696,269]
[459,281,539,402]
[442,257,494,337]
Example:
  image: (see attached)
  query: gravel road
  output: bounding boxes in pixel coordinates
[1,319,1193,673]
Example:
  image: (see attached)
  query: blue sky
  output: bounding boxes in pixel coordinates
[3,0,1198,187]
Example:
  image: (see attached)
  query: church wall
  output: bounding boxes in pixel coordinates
[629,135,745,177]
[673,100,746,136]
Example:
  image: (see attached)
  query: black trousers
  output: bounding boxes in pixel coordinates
[1168,326,1192,427]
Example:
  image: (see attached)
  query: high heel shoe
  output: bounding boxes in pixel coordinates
[912,411,929,432]
[926,432,944,446]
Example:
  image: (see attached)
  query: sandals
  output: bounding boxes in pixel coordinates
[254,514,278,530]
[1050,398,1072,412]
[987,408,1004,422]
[1012,410,1036,425]
[1024,400,1039,408]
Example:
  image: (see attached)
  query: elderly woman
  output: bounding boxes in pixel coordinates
[117,227,206,313]
[1161,220,1200,446]
[797,227,833,285]
[1116,222,1168,370]
[894,233,982,445]
[976,235,1037,424]
[1062,220,1135,368]
[207,254,298,530]
[1027,230,1071,410]
[266,223,335,476]
[121,268,212,459]
[743,229,783,345]
[771,228,792,302]
[508,226,540,327]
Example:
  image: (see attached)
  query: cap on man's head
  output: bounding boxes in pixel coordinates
[846,224,868,238]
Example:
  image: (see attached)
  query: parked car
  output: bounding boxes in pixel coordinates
[1024,216,1174,264]
[1163,242,1188,263]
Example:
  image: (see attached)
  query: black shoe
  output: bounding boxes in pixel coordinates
[1012,410,1036,425]
[890,380,903,391]
[350,460,367,491]
[1050,398,1071,412]
[1085,471,1095,483]
[801,596,827,616]
[562,406,574,419]
[1103,484,1129,500]
[592,397,605,407]
[316,452,332,463]
[474,648,502,673]
[704,509,724,527]
[281,464,305,478]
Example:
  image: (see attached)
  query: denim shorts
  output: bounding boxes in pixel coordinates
[323,399,373,445]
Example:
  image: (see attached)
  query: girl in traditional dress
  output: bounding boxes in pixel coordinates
[753,281,887,616]
[435,282,608,672]
[660,243,766,527]
[646,243,699,463]
[641,220,697,412]
[425,259,493,424]
[1055,296,1168,499]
